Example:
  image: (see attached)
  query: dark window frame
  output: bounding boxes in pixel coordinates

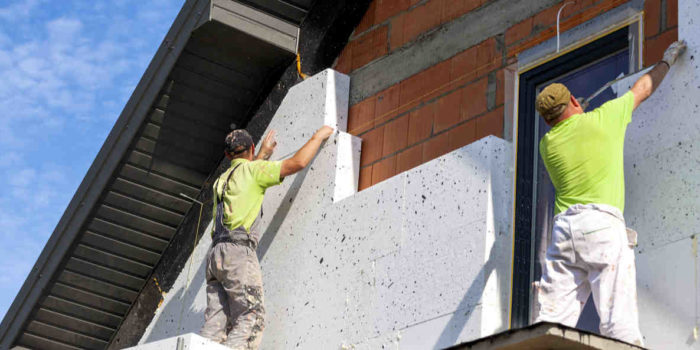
[510,27,630,328]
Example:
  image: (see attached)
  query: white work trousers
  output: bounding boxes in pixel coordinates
[533,204,644,346]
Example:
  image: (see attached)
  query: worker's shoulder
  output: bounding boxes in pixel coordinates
[246,159,282,178]
[248,159,281,169]
[594,91,635,115]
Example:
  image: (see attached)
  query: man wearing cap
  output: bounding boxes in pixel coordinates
[532,40,686,345]
[200,126,334,349]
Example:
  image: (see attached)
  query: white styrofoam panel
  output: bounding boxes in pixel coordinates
[397,305,483,350]
[617,0,700,165]
[128,333,229,350]
[260,137,514,349]
[636,236,699,349]
[610,1,700,349]
[257,69,350,159]
[139,224,213,343]
[625,139,700,249]
[139,67,515,350]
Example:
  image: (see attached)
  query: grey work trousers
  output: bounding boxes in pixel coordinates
[200,242,265,349]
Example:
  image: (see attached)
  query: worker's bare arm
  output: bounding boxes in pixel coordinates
[630,40,686,109]
[630,63,669,109]
[256,130,277,160]
[280,126,335,178]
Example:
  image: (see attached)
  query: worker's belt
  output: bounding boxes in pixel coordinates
[212,235,257,249]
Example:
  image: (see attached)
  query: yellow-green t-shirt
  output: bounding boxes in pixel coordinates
[211,158,283,234]
[539,91,635,215]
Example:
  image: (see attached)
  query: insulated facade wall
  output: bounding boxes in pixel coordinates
[138,69,515,349]
[619,1,700,347]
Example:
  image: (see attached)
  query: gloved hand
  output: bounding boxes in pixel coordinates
[662,40,687,66]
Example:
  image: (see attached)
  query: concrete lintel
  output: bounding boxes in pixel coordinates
[348,0,561,105]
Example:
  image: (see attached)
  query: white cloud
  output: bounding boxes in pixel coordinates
[0,0,186,320]
[0,0,42,21]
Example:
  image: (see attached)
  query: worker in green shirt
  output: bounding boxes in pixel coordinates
[533,40,686,346]
[200,125,334,349]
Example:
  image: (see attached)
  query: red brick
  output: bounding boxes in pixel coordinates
[352,26,389,70]
[382,115,410,156]
[495,68,505,106]
[448,119,477,151]
[390,14,406,50]
[375,0,410,24]
[441,0,482,23]
[505,17,532,46]
[434,90,461,132]
[578,0,598,10]
[422,132,450,162]
[559,0,582,20]
[373,26,389,60]
[532,5,559,32]
[644,0,661,37]
[475,106,504,139]
[358,166,373,191]
[403,0,442,44]
[407,104,434,144]
[450,45,477,81]
[460,78,488,120]
[371,156,397,185]
[399,61,451,107]
[667,0,678,28]
[356,1,376,34]
[352,32,374,69]
[644,28,678,66]
[375,84,400,123]
[348,97,377,135]
[396,144,424,173]
[475,38,500,76]
[360,126,385,166]
[507,0,629,58]
[335,44,353,74]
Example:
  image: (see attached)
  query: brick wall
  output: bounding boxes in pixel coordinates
[335,0,678,191]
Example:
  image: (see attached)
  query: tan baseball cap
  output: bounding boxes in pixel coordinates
[536,83,571,122]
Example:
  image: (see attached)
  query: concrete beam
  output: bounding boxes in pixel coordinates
[348,0,562,104]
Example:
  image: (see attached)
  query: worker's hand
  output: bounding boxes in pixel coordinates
[257,130,277,160]
[261,130,277,151]
[313,125,335,141]
[662,40,687,66]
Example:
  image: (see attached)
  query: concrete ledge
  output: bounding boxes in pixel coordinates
[446,323,645,350]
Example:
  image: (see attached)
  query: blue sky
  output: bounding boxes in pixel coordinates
[0,0,184,320]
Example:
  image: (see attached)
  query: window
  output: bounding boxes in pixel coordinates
[511,25,641,329]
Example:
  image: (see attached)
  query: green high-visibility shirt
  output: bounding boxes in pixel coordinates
[540,91,635,215]
[211,158,283,234]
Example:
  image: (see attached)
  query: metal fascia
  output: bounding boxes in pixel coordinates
[211,0,299,53]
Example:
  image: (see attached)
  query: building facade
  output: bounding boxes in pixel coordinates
[2,0,697,349]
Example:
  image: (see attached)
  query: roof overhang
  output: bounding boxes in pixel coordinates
[0,1,310,349]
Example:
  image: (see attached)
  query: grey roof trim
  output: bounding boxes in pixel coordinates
[235,0,312,25]
[206,0,299,53]
[0,0,210,347]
